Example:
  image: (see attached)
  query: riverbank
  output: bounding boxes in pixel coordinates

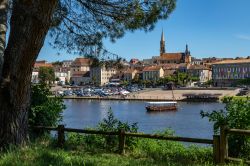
[63,88,240,101]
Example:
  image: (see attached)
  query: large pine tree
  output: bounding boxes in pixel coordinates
[0,0,176,148]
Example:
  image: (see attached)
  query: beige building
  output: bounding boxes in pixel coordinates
[212,59,250,87]
[70,58,92,85]
[123,69,138,82]
[90,66,117,86]
[142,66,164,81]
[70,58,92,74]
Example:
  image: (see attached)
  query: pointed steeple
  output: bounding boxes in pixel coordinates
[160,29,166,55]
[161,29,165,42]
[185,44,189,55]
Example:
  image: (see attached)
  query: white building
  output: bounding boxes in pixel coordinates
[31,71,39,84]
[55,72,68,85]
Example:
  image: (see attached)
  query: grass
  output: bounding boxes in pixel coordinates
[0,135,246,166]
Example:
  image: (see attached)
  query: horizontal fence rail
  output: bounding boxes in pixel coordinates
[125,132,213,144]
[33,126,213,144]
[227,128,250,136]
[33,125,250,164]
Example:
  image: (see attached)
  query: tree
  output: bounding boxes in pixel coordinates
[201,97,250,159]
[0,0,7,77]
[38,67,55,85]
[0,0,176,148]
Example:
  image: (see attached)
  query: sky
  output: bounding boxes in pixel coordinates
[38,0,250,62]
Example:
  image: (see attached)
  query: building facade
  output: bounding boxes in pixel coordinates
[187,65,212,83]
[123,69,138,82]
[90,66,117,86]
[70,58,92,85]
[212,59,250,86]
[142,66,164,81]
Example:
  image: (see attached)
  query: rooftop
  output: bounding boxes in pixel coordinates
[212,59,250,65]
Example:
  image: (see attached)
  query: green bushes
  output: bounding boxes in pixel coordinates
[29,84,65,135]
[66,109,138,152]
[201,97,250,159]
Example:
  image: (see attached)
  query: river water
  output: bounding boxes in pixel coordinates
[63,100,225,139]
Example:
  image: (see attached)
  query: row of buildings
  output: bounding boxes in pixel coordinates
[32,31,250,87]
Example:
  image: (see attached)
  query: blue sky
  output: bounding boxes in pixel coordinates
[38,0,250,62]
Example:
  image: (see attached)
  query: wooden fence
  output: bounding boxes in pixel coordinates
[220,126,250,164]
[33,125,250,164]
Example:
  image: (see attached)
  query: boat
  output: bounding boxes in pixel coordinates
[145,82,177,112]
[145,101,177,112]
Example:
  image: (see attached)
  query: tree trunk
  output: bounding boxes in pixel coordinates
[0,0,7,77]
[0,0,58,148]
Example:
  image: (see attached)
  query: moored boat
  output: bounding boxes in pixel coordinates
[145,101,177,112]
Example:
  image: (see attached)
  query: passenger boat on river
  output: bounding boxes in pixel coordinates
[145,101,177,112]
[145,82,177,112]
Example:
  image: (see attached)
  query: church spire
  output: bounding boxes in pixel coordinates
[185,44,190,55]
[160,29,166,55]
[161,29,165,42]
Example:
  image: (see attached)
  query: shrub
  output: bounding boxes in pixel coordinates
[201,97,250,159]
[67,108,138,152]
[29,84,66,136]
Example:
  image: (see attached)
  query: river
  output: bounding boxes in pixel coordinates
[63,100,225,139]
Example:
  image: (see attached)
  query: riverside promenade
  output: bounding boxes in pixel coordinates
[63,88,240,101]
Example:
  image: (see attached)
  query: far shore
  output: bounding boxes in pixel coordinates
[62,88,241,101]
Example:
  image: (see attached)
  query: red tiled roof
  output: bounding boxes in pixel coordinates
[72,58,92,66]
[160,53,183,60]
[188,65,210,70]
[212,59,250,65]
[34,61,53,68]
[161,63,187,70]
[143,66,162,72]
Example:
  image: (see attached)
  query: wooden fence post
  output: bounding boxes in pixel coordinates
[213,135,220,164]
[57,125,65,148]
[118,129,125,155]
[220,125,228,163]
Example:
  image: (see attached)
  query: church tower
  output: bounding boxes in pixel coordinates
[160,30,165,55]
[184,44,192,64]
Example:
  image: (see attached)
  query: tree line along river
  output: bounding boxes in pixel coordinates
[62,99,225,139]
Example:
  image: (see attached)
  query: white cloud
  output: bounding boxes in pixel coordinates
[235,34,250,41]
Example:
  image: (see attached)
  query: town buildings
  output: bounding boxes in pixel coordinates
[32,31,250,87]
[90,66,117,86]
[70,58,92,85]
[142,66,164,81]
[123,69,138,82]
[212,59,250,87]
[32,60,53,84]
[187,65,212,83]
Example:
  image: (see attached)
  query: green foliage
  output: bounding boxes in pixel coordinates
[38,67,55,85]
[238,78,250,85]
[0,132,217,166]
[50,0,176,56]
[66,109,138,152]
[29,84,65,132]
[120,80,129,86]
[201,97,250,159]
